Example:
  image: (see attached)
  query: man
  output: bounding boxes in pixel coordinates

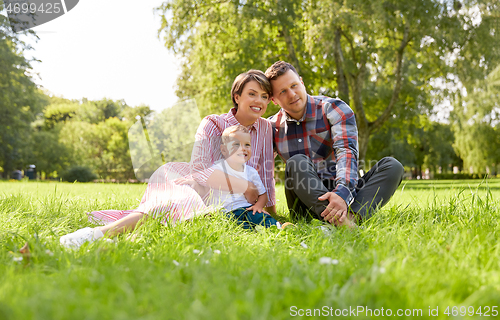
[266,61,404,227]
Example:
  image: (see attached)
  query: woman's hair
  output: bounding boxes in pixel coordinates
[264,61,299,82]
[221,125,250,145]
[231,70,272,109]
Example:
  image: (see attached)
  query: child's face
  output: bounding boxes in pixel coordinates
[222,131,252,164]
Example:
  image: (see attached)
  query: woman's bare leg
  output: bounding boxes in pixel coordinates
[97,212,147,237]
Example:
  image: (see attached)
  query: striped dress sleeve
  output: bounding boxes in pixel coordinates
[190,115,223,186]
[257,119,276,207]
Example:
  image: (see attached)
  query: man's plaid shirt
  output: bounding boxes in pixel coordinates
[269,95,359,205]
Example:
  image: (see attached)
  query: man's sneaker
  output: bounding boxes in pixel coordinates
[60,227,104,249]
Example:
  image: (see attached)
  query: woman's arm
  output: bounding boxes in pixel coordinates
[189,117,219,186]
[258,120,276,207]
[206,170,259,203]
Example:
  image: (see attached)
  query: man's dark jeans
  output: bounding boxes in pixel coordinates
[284,155,404,222]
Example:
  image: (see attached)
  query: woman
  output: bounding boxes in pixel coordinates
[60,70,276,248]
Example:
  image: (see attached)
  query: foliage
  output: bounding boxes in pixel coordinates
[0,4,43,178]
[42,101,79,129]
[61,166,98,182]
[452,64,500,173]
[76,98,128,124]
[366,115,461,175]
[25,96,154,180]
[156,0,500,161]
[433,172,486,179]
[1,181,500,318]
[58,117,135,180]
[26,129,72,178]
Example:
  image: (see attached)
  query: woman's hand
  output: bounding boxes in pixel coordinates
[173,177,195,186]
[174,178,206,195]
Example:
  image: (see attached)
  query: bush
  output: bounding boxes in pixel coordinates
[62,166,98,182]
[433,173,488,180]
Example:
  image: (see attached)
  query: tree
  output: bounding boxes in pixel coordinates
[77,98,128,124]
[157,0,320,117]
[367,115,461,177]
[452,64,500,174]
[128,100,201,180]
[42,101,79,129]
[157,0,499,161]
[0,7,42,178]
[27,129,71,178]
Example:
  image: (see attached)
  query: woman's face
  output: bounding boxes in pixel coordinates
[234,80,270,126]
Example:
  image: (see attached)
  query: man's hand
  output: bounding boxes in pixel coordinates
[243,182,259,204]
[318,192,348,226]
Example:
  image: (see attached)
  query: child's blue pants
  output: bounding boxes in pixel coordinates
[227,206,279,229]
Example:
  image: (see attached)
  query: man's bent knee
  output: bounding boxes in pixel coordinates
[383,157,404,180]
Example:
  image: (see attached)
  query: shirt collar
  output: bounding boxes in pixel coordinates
[279,95,312,123]
[226,107,260,131]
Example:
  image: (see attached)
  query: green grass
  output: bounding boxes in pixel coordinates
[1,179,500,319]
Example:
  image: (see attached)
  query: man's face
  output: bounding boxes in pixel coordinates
[270,70,308,120]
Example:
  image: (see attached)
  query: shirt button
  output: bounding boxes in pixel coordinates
[298,139,302,142]
[296,122,300,125]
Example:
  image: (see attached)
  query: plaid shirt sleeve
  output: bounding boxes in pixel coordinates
[324,99,359,205]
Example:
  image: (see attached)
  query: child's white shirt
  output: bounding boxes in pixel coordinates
[205,160,266,212]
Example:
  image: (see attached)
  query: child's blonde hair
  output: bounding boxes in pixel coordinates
[221,125,250,145]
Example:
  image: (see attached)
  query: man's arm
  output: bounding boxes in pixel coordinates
[320,99,359,221]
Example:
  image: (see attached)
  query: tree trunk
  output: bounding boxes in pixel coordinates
[282,25,303,75]
[368,24,410,133]
[2,165,13,179]
[339,24,410,163]
[346,68,369,163]
[357,127,370,169]
[333,27,350,104]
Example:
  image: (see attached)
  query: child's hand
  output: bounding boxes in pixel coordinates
[247,205,268,215]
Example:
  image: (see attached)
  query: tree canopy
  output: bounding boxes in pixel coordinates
[157,0,499,162]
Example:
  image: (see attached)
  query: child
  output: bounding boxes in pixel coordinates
[207,125,283,229]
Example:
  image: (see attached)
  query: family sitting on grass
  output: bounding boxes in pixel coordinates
[60,61,404,248]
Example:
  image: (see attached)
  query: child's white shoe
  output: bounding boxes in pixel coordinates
[60,227,104,249]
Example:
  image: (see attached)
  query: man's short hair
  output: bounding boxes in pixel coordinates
[231,70,272,109]
[221,125,250,145]
[265,61,299,81]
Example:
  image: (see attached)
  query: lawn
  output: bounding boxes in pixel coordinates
[0,179,499,319]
